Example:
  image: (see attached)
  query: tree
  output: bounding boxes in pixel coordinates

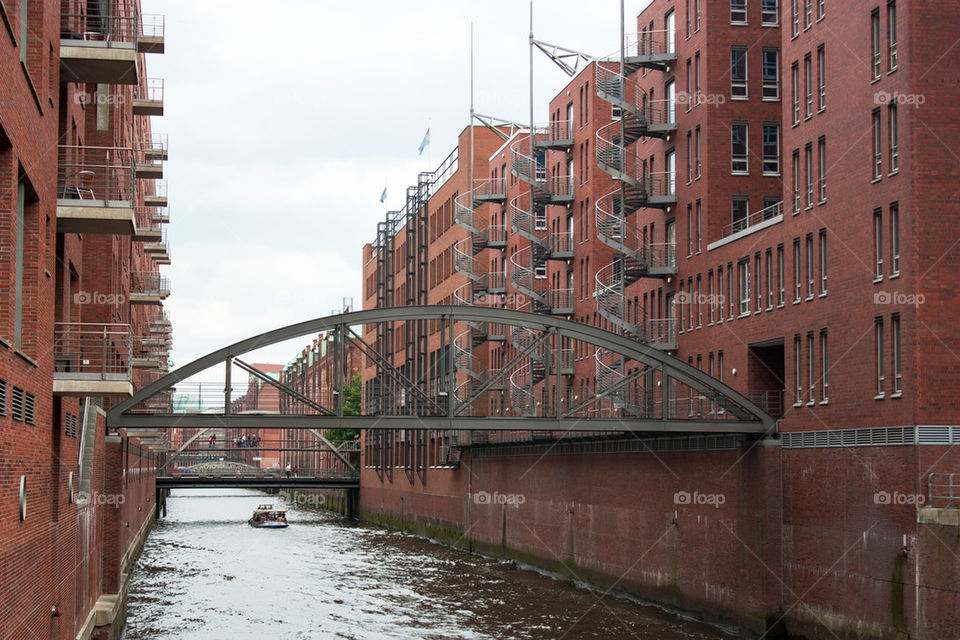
[324,373,361,446]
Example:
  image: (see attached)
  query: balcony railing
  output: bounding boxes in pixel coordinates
[59,5,139,85]
[57,145,135,205]
[646,318,678,348]
[723,201,783,239]
[131,271,171,301]
[745,389,785,419]
[473,177,506,203]
[532,120,573,149]
[928,474,960,509]
[144,180,168,207]
[133,78,164,116]
[134,207,162,241]
[54,322,132,381]
[138,14,165,53]
[548,288,574,315]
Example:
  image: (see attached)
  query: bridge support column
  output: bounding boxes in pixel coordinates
[156,487,167,518]
[346,488,359,519]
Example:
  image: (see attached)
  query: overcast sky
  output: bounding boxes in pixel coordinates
[145,0,652,375]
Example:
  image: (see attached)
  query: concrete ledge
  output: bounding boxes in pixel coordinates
[919,507,960,526]
[53,379,133,397]
[59,44,138,85]
[57,204,136,235]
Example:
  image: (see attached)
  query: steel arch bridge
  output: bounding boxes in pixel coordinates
[108,305,776,437]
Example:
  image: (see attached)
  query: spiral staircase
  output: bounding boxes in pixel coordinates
[593,30,679,414]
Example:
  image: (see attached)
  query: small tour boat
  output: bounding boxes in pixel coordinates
[248,504,288,528]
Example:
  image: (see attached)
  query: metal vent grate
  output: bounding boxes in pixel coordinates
[783,425,960,448]
[0,379,6,415]
[11,387,24,422]
[65,413,78,438]
[24,392,35,425]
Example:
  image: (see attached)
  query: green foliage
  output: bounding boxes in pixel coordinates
[325,373,361,446]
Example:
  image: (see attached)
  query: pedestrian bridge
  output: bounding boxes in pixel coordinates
[156,461,359,490]
[110,305,777,486]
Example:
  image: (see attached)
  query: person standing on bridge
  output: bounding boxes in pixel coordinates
[285,463,291,478]
[209,434,216,449]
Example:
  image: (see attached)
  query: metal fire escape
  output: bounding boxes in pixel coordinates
[593,21,679,415]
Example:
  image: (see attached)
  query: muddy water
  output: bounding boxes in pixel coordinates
[122,489,735,639]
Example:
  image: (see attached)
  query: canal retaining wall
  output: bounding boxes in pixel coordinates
[357,438,959,639]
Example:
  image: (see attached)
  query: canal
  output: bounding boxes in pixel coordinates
[123,489,735,639]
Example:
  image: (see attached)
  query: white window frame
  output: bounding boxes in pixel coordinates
[731,0,748,24]
[762,0,779,25]
[732,122,749,174]
[763,123,780,175]
[738,259,751,316]
[730,47,748,100]
[762,49,780,100]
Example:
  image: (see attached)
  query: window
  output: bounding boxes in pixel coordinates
[665,149,676,195]
[732,122,748,173]
[793,239,802,301]
[730,48,748,99]
[871,9,881,80]
[755,253,763,313]
[874,208,883,278]
[791,62,800,124]
[875,316,885,397]
[696,200,702,252]
[805,143,813,207]
[817,45,826,110]
[717,265,724,323]
[807,332,815,404]
[688,277,694,330]
[777,244,785,306]
[888,103,898,173]
[687,204,694,256]
[794,334,803,405]
[732,196,749,232]
[892,313,901,394]
[792,149,801,213]
[804,0,812,28]
[888,1,898,71]
[695,126,702,177]
[696,0,701,31]
[731,0,747,24]
[18,0,27,64]
[890,202,900,275]
[766,249,774,309]
[686,59,692,110]
[872,109,882,179]
[820,329,829,401]
[806,234,814,298]
[804,54,813,118]
[762,49,780,100]
[686,0,692,37]
[708,270,715,324]
[817,136,826,202]
[738,259,750,315]
[14,180,25,349]
[763,123,780,175]
[697,275,703,326]
[694,52,701,105]
[792,0,800,37]
[665,80,676,123]
[665,10,676,54]
[686,131,693,182]
[728,263,735,319]
[762,0,779,25]
[818,0,824,20]
[819,229,828,294]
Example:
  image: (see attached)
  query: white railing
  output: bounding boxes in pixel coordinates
[57,146,135,205]
[723,200,783,237]
[54,323,132,379]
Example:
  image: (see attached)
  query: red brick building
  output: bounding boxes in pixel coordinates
[356,2,960,638]
[0,1,172,637]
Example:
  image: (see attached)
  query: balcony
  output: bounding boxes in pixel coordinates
[547,288,574,315]
[53,323,133,396]
[59,8,138,84]
[56,146,135,234]
[134,146,163,179]
[646,318,678,350]
[130,271,171,305]
[132,336,167,370]
[149,311,172,334]
[144,228,169,262]
[138,14,165,54]
[745,389,785,419]
[473,178,506,204]
[133,78,164,116]
[532,120,573,150]
[144,180,168,207]
[142,134,169,162]
[622,30,677,73]
[711,201,784,249]
[133,207,162,242]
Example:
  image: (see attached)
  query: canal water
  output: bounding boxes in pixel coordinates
[123,489,735,639]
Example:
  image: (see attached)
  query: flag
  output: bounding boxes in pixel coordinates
[379,187,387,203]
[418,128,431,155]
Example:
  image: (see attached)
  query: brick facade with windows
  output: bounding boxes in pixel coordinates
[350,1,960,638]
[0,1,171,637]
